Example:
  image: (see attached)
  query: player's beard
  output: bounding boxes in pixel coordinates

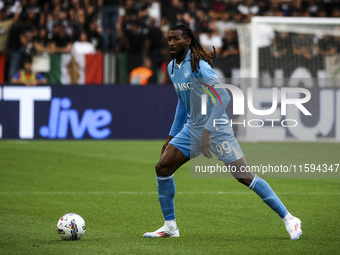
[170,46,186,60]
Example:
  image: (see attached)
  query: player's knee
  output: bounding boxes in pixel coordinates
[235,177,253,186]
[231,169,254,186]
[236,178,251,186]
[155,161,173,176]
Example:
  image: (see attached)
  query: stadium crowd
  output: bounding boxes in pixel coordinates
[0,0,340,84]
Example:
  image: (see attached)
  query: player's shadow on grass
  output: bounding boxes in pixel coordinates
[46,238,100,244]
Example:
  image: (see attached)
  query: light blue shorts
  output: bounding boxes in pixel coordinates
[169,123,244,163]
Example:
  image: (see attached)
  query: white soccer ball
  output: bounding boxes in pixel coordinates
[57,213,86,240]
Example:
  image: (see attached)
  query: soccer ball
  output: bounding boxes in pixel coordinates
[57,213,86,240]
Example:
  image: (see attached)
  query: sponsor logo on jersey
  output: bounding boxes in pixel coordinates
[173,82,193,92]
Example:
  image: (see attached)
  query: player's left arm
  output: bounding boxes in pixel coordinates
[196,61,231,158]
[200,88,230,158]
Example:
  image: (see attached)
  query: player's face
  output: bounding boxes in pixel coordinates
[168,30,190,59]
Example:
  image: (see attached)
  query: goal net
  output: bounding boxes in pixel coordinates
[237,17,340,81]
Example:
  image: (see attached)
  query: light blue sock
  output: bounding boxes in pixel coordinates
[157,175,175,221]
[249,176,288,218]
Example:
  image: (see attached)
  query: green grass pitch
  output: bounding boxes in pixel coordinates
[0,140,339,255]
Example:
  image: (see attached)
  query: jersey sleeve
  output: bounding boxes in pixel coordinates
[194,60,231,132]
[169,99,187,137]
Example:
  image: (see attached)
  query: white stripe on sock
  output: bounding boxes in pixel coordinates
[249,175,259,190]
[156,174,174,181]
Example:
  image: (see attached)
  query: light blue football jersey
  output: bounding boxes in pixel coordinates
[167,49,232,132]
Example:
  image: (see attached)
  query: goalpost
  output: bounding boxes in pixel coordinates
[234,17,340,141]
[236,17,340,80]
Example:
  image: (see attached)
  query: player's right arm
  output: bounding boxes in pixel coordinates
[161,99,187,156]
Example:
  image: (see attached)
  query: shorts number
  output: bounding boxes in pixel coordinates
[216,141,232,156]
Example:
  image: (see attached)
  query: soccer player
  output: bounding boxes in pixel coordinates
[143,24,302,240]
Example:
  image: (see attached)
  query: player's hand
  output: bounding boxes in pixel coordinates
[200,129,216,159]
[161,136,173,157]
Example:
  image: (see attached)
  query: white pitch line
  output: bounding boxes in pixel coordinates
[0,191,339,195]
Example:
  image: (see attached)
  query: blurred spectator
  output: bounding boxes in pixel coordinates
[335,35,340,53]
[290,8,301,17]
[0,4,20,53]
[87,19,103,51]
[48,21,72,53]
[318,35,337,55]
[69,0,84,10]
[7,15,26,82]
[20,4,39,55]
[71,30,96,55]
[194,7,209,34]
[317,8,327,17]
[44,0,68,13]
[273,32,291,58]
[256,23,274,49]
[84,0,102,22]
[58,8,70,31]
[124,19,148,73]
[33,26,51,53]
[331,7,340,17]
[302,0,323,17]
[185,0,197,19]
[146,17,163,78]
[268,1,285,17]
[46,5,70,37]
[0,3,20,82]
[165,0,183,27]
[292,33,314,59]
[181,12,195,30]
[21,0,41,27]
[71,8,87,41]
[214,11,236,38]
[129,58,154,85]
[122,0,138,21]
[147,0,161,27]
[7,1,23,16]
[221,29,239,58]
[233,12,244,24]
[46,11,56,36]
[199,27,222,55]
[255,23,274,71]
[0,0,338,85]
[101,0,120,51]
[209,0,229,20]
[137,2,149,26]
[300,10,311,17]
[237,0,260,19]
[11,55,47,86]
[257,0,270,15]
